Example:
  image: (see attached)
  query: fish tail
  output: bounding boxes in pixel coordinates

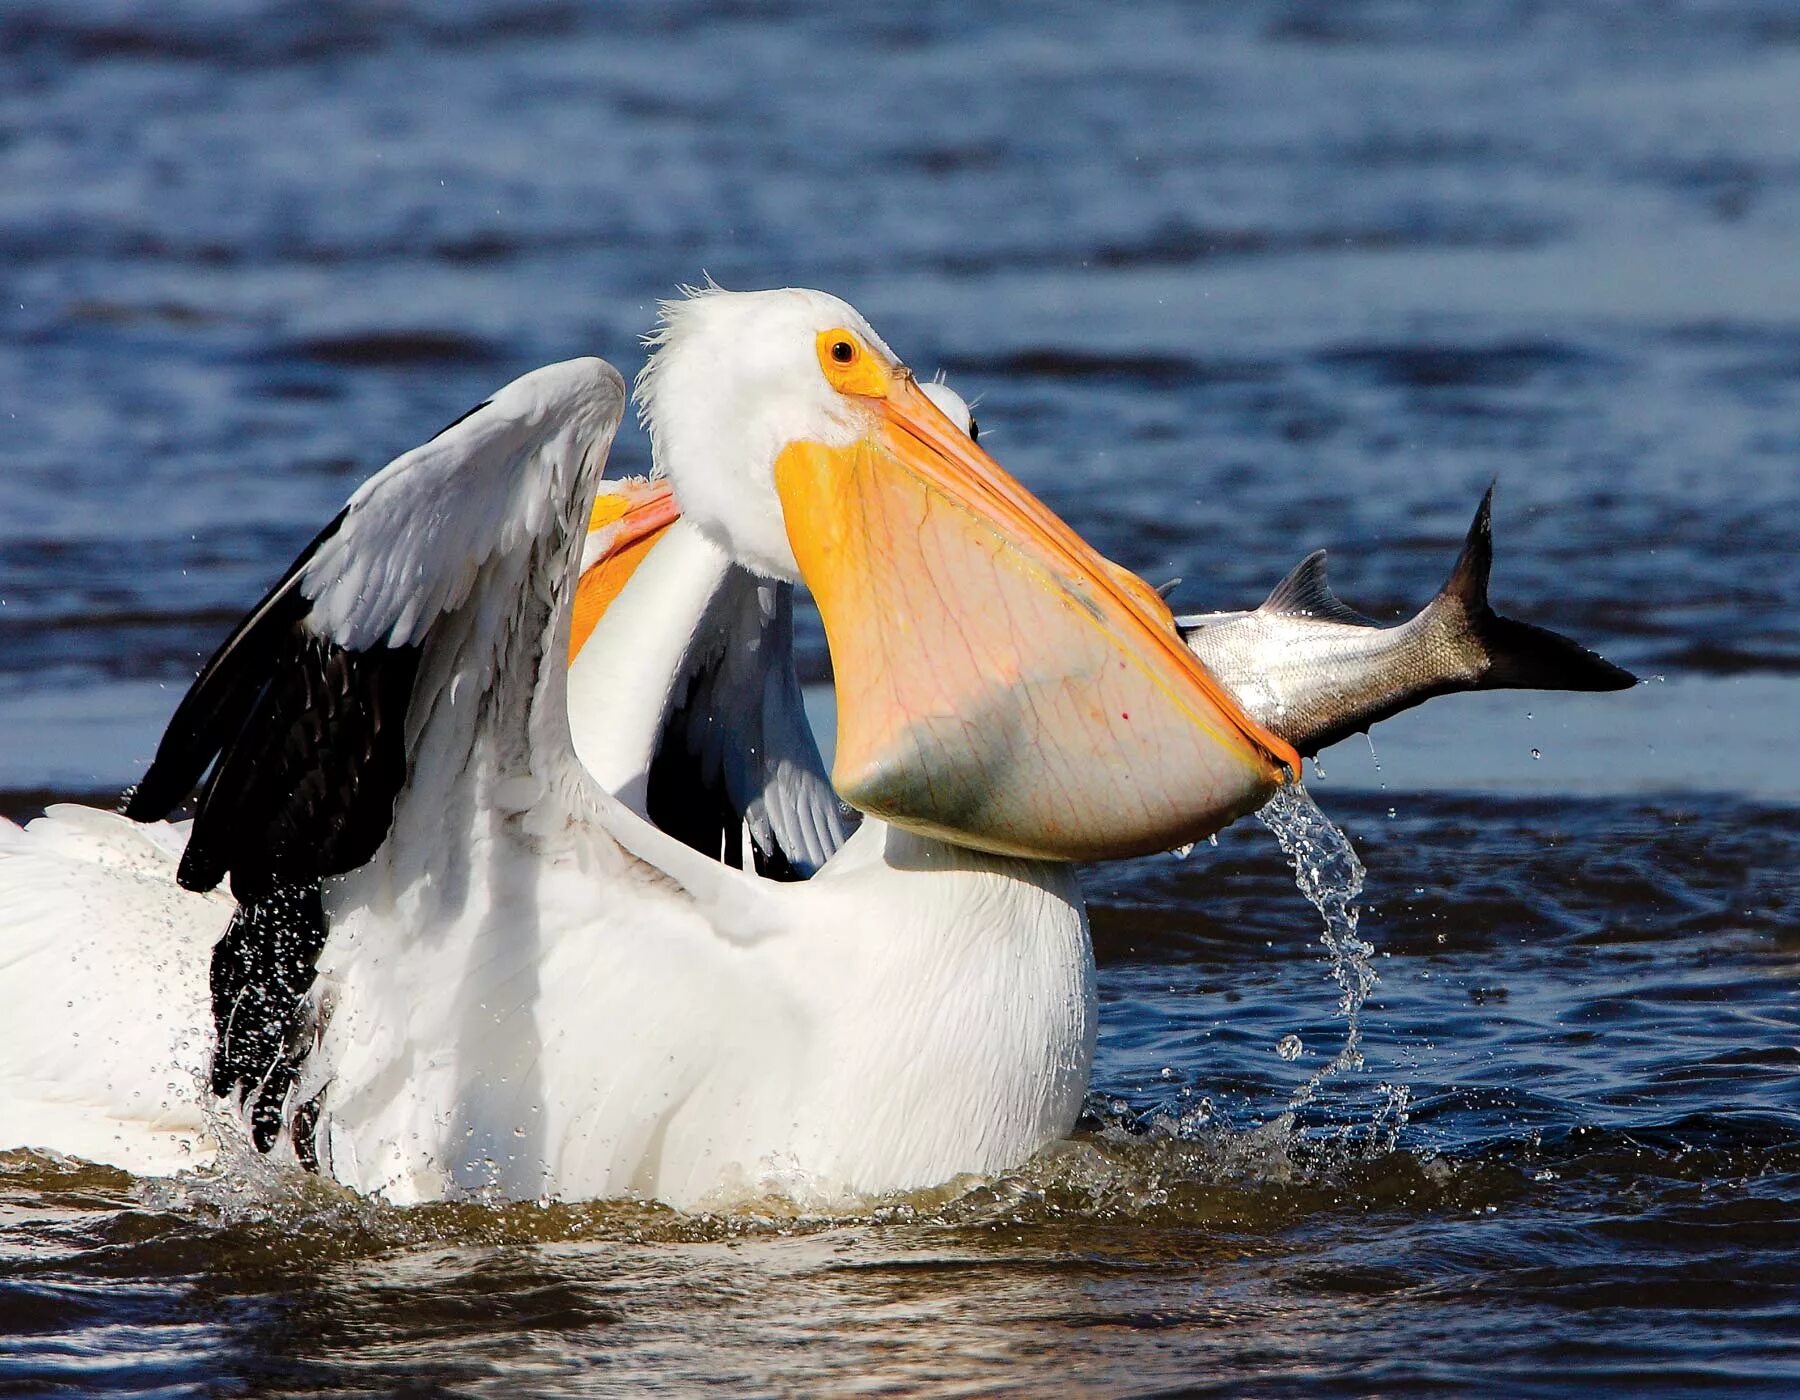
[1475,612,1639,692]
[1434,483,1638,694]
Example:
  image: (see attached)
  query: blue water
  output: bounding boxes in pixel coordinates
[2,2,1797,1394]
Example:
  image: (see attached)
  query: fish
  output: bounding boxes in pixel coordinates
[1177,486,1637,758]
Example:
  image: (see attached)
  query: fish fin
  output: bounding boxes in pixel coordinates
[1444,484,1638,693]
[1441,483,1497,617]
[1259,550,1376,625]
[1475,614,1640,692]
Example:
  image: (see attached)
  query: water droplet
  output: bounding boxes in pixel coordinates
[1255,784,1377,1118]
[1276,1033,1304,1061]
[1169,842,1195,860]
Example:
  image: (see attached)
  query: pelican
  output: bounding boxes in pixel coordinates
[0,287,1297,1208]
[561,377,985,878]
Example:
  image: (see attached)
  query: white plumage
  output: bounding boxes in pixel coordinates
[0,309,1103,1209]
[0,806,227,1173]
[567,518,849,874]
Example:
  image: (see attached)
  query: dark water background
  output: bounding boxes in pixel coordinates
[1,1,1797,1394]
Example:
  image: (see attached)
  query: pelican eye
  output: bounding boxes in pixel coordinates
[968,416,980,443]
[817,328,887,396]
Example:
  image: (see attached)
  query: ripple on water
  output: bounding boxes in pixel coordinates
[4,1098,1795,1391]
[4,0,1800,1390]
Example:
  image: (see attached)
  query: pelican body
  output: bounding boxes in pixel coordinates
[4,288,1277,1207]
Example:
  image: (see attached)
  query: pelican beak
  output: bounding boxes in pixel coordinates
[570,477,680,661]
[776,356,1299,861]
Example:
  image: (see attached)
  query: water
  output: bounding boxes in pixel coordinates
[1255,782,1377,1121]
[3,1,1799,1393]
[1258,786,1373,1064]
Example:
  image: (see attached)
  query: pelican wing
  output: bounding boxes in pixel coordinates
[126,358,627,889]
[650,569,851,879]
[121,357,628,1144]
[733,577,854,874]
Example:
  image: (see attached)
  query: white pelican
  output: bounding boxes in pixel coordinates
[0,287,1297,1208]
[560,377,984,878]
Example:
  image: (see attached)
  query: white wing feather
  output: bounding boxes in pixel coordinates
[305,358,627,650]
[0,807,231,1173]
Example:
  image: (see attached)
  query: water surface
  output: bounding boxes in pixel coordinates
[2,1,1797,1394]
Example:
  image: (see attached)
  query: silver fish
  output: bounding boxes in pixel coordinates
[1179,486,1637,757]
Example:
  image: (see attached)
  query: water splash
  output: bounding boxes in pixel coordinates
[1255,782,1380,1124]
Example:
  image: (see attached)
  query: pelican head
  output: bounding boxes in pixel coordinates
[634,284,1299,862]
[638,287,893,580]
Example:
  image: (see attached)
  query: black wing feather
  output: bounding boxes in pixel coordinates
[122,509,347,825]
[122,506,420,901]
[121,505,423,1152]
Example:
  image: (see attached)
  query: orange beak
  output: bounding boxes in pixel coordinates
[569,477,680,661]
[776,365,1298,861]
